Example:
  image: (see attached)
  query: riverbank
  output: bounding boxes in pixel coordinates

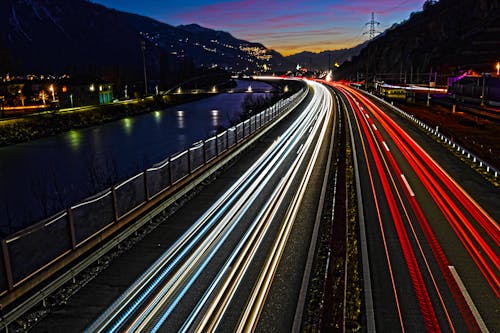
[0,93,219,147]
[0,78,302,147]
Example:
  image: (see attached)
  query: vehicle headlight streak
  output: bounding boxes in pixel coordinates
[236,83,333,333]
[178,82,332,333]
[87,80,330,332]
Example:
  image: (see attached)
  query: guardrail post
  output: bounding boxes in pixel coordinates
[67,208,76,249]
[187,148,192,173]
[143,171,150,201]
[169,156,174,185]
[1,240,14,291]
[202,140,207,164]
[111,186,119,222]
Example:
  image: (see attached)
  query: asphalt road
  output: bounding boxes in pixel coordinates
[32,81,336,332]
[334,83,499,333]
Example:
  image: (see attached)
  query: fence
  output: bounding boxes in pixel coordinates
[365,90,499,179]
[0,88,307,297]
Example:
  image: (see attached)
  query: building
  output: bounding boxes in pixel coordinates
[58,77,114,108]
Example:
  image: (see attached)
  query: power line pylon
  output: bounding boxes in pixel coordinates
[364,12,380,40]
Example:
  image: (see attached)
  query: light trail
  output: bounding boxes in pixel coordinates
[86,80,333,332]
[234,82,332,333]
[345,86,499,300]
[334,88,407,332]
[341,87,456,331]
[335,82,497,332]
[340,87,441,332]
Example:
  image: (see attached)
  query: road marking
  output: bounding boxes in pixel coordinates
[448,266,490,333]
[401,174,415,197]
[382,141,390,152]
[297,144,305,155]
[372,124,378,131]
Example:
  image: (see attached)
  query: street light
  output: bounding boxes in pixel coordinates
[496,62,499,76]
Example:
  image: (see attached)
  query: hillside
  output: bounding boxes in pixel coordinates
[338,0,500,82]
[0,0,289,79]
[285,43,367,71]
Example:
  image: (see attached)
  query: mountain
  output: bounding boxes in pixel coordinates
[285,43,368,71]
[0,0,289,80]
[338,0,500,82]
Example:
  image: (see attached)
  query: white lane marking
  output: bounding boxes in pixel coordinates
[401,174,415,197]
[382,141,390,152]
[372,124,378,131]
[297,144,305,155]
[448,266,490,333]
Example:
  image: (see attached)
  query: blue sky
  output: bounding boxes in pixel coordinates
[93,0,424,55]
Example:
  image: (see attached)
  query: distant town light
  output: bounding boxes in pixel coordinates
[89,84,95,92]
[496,62,500,75]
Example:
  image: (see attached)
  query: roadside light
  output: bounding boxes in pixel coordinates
[49,84,56,102]
[496,62,499,76]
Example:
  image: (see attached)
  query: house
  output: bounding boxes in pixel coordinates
[58,77,114,108]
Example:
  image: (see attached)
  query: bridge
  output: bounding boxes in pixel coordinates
[0,78,498,332]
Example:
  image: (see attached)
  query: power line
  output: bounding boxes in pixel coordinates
[363,12,380,40]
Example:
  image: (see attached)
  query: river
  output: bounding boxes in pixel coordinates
[0,80,273,235]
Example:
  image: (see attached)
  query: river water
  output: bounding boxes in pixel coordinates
[0,80,273,235]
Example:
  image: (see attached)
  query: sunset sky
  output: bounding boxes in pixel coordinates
[93,0,425,55]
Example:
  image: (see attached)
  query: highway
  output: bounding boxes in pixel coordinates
[81,80,333,332]
[26,78,498,332]
[331,83,499,332]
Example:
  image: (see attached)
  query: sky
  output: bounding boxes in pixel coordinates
[92,0,425,55]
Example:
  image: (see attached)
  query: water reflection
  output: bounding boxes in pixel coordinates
[210,109,220,130]
[122,118,133,135]
[177,110,185,129]
[67,130,81,151]
[154,111,162,124]
[0,80,276,232]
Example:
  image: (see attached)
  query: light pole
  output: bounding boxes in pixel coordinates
[141,40,148,96]
[480,73,486,107]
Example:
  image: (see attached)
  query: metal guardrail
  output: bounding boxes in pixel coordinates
[363,90,499,179]
[0,88,309,331]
